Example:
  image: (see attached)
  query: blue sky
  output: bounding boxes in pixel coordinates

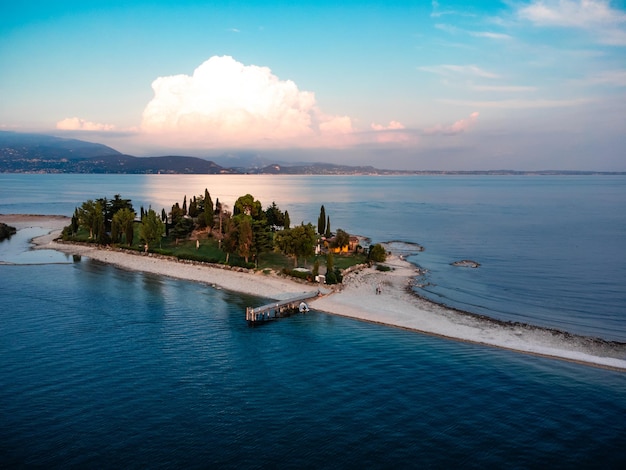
[1,1,625,170]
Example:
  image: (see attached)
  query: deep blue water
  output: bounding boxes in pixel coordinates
[1,262,625,468]
[1,174,626,467]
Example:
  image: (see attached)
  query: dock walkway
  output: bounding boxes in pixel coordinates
[246,291,320,325]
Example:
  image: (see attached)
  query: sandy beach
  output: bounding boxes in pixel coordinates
[3,214,626,372]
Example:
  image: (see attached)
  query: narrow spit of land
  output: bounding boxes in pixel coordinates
[3,214,625,372]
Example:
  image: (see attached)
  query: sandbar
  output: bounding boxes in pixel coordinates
[3,214,625,372]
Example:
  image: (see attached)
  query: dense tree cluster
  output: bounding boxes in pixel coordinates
[66,193,361,283]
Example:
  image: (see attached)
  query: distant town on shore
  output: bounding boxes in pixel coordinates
[1,131,624,176]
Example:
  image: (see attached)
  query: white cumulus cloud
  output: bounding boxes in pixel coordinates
[140,55,354,148]
[425,112,480,135]
[56,117,115,131]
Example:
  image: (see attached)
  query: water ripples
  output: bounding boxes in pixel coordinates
[2,177,626,467]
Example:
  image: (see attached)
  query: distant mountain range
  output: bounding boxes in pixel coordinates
[0,131,623,175]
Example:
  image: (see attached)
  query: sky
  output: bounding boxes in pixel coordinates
[1,0,625,170]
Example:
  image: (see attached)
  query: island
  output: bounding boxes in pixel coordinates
[2,204,625,372]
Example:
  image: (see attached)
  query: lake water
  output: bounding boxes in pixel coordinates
[1,174,625,467]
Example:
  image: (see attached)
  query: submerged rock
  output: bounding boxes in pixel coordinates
[452,259,480,268]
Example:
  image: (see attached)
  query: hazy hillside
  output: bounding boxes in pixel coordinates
[1,131,622,175]
[0,131,121,161]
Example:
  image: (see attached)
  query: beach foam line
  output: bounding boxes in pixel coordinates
[5,214,625,372]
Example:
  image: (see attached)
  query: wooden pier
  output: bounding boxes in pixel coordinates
[246,291,320,325]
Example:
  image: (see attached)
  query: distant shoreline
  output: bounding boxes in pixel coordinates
[2,213,625,372]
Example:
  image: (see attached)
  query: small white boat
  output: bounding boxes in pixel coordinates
[299,302,309,313]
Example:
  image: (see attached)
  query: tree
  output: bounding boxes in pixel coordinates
[215,198,224,234]
[368,243,387,262]
[236,215,253,263]
[265,201,285,228]
[170,203,184,226]
[234,194,263,219]
[182,195,187,215]
[326,252,334,274]
[96,197,111,231]
[112,207,136,246]
[312,259,320,278]
[318,205,326,235]
[284,210,290,229]
[140,209,165,252]
[222,217,238,264]
[170,217,194,243]
[77,199,102,239]
[189,196,198,217]
[203,189,214,231]
[275,223,316,267]
[110,194,133,217]
[325,216,331,238]
[325,253,337,284]
[252,219,274,267]
[333,228,350,251]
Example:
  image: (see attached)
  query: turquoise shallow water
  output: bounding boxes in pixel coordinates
[1,174,625,466]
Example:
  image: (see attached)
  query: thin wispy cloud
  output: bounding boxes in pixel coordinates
[583,70,626,86]
[430,0,476,18]
[471,85,537,92]
[470,31,512,40]
[440,98,591,109]
[419,64,501,79]
[518,0,626,45]
[436,23,512,40]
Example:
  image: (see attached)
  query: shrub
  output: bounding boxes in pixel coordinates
[325,270,338,284]
[368,243,387,262]
[282,268,311,281]
[177,252,220,263]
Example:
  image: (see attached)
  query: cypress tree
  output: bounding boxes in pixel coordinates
[204,189,214,230]
[318,205,326,235]
[325,216,331,238]
[284,210,290,229]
